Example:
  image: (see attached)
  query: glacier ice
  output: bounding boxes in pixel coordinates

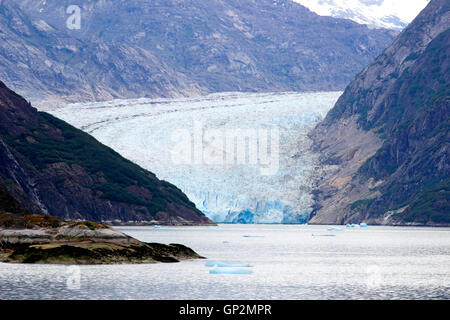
[346,223,368,228]
[47,91,340,224]
[205,261,252,267]
[293,0,428,30]
[360,223,368,228]
[209,267,253,275]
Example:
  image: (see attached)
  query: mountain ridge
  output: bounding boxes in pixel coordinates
[0,80,214,225]
[4,0,396,108]
[309,0,449,226]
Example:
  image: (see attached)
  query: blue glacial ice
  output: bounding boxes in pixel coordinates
[346,223,368,228]
[327,227,343,231]
[50,92,341,224]
[209,267,253,275]
[205,261,252,267]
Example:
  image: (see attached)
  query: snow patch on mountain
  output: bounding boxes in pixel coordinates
[48,92,341,224]
[294,0,430,30]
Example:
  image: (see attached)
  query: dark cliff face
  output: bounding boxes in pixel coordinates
[0,81,213,225]
[4,0,395,107]
[309,0,449,226]
[0,184,27,216]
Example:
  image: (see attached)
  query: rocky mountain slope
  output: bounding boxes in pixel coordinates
[4,0,395,107]
[0,80,213,225]
[309,0,449,226]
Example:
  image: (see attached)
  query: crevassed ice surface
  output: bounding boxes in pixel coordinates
[48,92,341,223]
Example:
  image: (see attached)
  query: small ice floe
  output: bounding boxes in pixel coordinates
[345,223,368,228]
[205,261,252,267]
[312,234,336,237]
[222,241,229,244]
[242,235,264,238]
[327,227,343,231]
[154,225,162,229]
[209,267,253,275]
[206,260,253,274]
[360,223,368,228]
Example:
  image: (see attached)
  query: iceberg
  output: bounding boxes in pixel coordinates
[360,223,368,228]
[327,227,343,231]
[205,261,252,268]
[312,234,336,237]
[242,235,264,238]
[345,223,368,228]
[209,267,253,275]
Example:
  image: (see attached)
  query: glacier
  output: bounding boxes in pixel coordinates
[47,91,341,224]
[293,0,429,30]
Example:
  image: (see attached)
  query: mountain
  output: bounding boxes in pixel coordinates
[309,0,449,226]
[0,183,28,216]
[0,80,213,225]
[4,0,395,107]
[294,0,430,30]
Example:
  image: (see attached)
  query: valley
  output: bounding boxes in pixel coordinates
[48,92,341,223]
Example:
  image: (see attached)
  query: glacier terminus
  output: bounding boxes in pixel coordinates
[48,92,341,224]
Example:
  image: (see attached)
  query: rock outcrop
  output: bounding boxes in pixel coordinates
[309,0,449,226]
[0,206,203,264]
[0,184,204,264]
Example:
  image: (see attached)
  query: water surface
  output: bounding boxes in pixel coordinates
[1,224,449,299]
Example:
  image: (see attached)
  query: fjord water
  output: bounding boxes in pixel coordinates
[1,225,449,299]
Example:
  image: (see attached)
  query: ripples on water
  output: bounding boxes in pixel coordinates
[0,224,449,299]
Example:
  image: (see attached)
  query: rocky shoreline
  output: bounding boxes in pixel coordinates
[0,213,204,264]
[105,220,217,227]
